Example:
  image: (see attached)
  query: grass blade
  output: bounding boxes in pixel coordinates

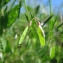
[42,15,53,27]
[56,23,63,31]
[52,14,59,29]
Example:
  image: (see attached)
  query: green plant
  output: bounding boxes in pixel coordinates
[0,0,63,63]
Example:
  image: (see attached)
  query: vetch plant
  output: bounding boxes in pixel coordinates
[0,0,63,63]
[19,17,46,47]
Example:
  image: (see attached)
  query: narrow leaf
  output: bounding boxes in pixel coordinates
[25,14,29,21]
[42,15,53,26]
[35,5,40,15]
[19,26,28,44]
[52,13,59,29]
[18,1,22,18]
[56,23,63,31]
[7,5,19,27]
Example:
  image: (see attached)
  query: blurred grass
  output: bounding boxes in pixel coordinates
[0,0,63,63]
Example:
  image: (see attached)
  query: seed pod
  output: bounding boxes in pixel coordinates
[38,22,45,37]
[37,21,45,46]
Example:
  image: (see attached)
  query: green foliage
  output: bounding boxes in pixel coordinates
[50,45,56,59]
[19,26,29,45]
[0,37,7,51]
[37,25,45,46]
[7,5,19,27]
[0,0,63,63]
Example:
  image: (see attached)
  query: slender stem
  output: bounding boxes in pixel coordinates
[24,0,30,21]
[49,0,52,15]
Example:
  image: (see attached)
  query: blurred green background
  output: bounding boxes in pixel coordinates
[0,0,63,63]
